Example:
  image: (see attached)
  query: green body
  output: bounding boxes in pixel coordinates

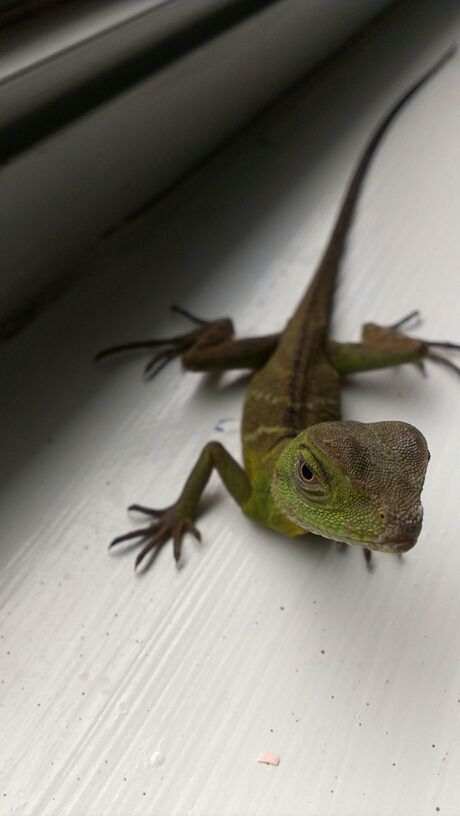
[105,49,458,569]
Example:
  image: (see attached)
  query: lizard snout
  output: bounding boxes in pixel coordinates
[388,534,417,553]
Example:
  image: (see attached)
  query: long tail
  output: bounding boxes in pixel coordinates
[289,44,456,330]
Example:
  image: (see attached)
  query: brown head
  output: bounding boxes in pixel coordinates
[273,420,430,552]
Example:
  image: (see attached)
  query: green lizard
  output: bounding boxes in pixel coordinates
[98,47,459,569]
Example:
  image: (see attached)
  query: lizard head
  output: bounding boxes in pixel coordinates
[272,420,430,553]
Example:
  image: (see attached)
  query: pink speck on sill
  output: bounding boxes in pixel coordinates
[257,751,280,766]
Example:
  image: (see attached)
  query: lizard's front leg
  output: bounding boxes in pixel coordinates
[110,442,251,569]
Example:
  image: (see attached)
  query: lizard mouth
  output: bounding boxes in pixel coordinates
[387,535,417,553]
[371,530,420,554]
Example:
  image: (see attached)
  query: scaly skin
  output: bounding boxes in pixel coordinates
[100,48,459,568]
[272,420,429,552]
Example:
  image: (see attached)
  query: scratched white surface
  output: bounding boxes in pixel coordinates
[1,2,460,815]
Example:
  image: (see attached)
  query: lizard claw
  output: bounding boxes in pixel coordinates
[127,503,163,516]
[142,346,183,380]
[170,304,208,326]
[109,502,201,570]
[387,310,422,332]
[426,350,460,377]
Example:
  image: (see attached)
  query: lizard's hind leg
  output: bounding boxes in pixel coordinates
[328,313,460,377]
[95,305,234,380]
[96,303,281,379]
[361,312,460,377]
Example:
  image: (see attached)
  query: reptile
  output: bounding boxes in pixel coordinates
[97,47,459,569]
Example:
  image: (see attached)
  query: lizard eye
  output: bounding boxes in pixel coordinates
[300,462,314,482]
[294,453,326,500]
